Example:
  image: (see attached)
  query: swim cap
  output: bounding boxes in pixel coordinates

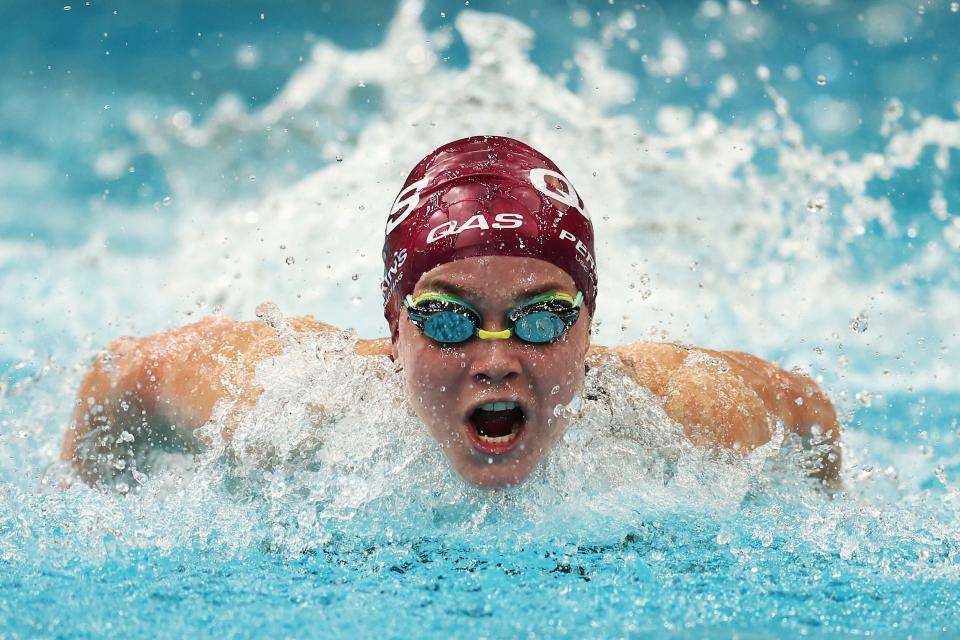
[381,135,597,339]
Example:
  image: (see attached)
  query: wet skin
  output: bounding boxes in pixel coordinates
[60,256,841,488]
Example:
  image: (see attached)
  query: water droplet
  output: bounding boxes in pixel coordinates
[755,65,770,82]
[285,256,296,265]
[63,4,71,10]
[335,155,343,163]
[750,0,759,4]
[440,11,446,17]
[554,124,562,130]
[794,397,804,406]
[352,296,362,305]
[952,1,959,12]
[114,458,126,470]
[162,195,172,206]
[351,273,359,281]
[279,244,286,250]
[551,385,560,395]
[816,74,827,86]
[849,312,868,333]
[806,197,826,213]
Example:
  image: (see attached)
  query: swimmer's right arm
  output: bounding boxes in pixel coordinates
[59,315,391,486]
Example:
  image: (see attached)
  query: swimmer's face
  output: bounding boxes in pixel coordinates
[393,256,590,489]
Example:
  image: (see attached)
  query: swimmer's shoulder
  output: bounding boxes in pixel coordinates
[587,342,688,395]
[288,315,392,357]
[120,312,391,369]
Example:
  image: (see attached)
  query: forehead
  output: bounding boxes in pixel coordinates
[413,256,576,304]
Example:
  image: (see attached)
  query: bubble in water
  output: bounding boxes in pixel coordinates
[235,44,262,70]
[351,273,359,281]
[162,196,172,206]
[352,296,362,305]
[285,256,296,265]
[335,155,344,163]
[816,75,827,86]
[849,312,868,333]
[953,1,959,12]
[755,65,770,82]
[63,4,71,10]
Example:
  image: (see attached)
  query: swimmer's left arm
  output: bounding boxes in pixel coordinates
[596,343,841,484]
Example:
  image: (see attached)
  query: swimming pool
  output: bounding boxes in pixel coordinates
[2,0,958,636]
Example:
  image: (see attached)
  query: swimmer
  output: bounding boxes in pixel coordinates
[59,136,841,489]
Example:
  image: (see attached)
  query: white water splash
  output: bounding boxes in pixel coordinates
[0,1,958,567]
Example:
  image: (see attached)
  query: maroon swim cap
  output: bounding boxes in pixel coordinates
[381,135,597,339]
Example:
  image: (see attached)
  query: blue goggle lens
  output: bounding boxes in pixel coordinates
[513,311,569,343]
[422,312,476,343]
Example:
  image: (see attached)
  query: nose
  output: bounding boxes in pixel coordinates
[468,338,522,384]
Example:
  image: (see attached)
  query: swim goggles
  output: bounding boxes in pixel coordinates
[403,291,583,345]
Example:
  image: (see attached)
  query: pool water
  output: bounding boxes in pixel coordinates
[2,0,959,637]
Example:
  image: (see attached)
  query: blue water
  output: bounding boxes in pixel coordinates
[3,1,960,637]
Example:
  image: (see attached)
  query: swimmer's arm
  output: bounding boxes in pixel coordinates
[593,343,841,484]
[60,314,387,485]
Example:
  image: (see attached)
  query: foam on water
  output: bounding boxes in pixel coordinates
[2,1,960,635]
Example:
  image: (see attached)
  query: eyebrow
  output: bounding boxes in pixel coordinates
[419,279,574,304]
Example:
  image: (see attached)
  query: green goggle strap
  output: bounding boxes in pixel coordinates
[404,290,583,341]
[508,291,583,316]
[404,292,482,317]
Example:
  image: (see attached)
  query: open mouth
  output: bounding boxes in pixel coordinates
[465,401,527,455]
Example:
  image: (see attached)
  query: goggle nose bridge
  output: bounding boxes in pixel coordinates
[477,328,512,340]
